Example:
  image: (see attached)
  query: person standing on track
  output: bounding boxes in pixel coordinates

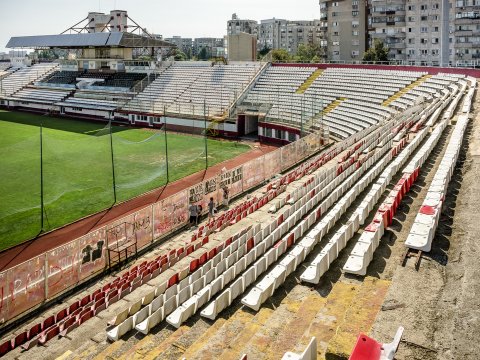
[208,197,215,219]
[189,202,198,228]
[222,186,229,208]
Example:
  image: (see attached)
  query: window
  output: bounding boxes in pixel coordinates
[420,4,427,10]
[432,3,439,9]
[431,15,439,21]
[333,31,339,36]
[421,27,428,32]
[72,107,82,111]
[332,12,338,16]
[408,16,415,21]
[288,132,296,142]
[432,38,439,44]
[421,15,428,21]
[408,38,415,44]
[333,50,340,55]
[432,49,439,55]
[352,30,359,35]
[434,26,439,32]
[408,49,415,55]
[332,21,338,27]
[420,38,428,44]
[332,2,339,6]
[351,50,360,56]
[352,11,359,16]
[352,39,360,45]
[265,128,272,137]
[421,49,428,55]
[332,41,340,46]
[408,28,413,33]
[352,20,359,28]
[408,5,415,10]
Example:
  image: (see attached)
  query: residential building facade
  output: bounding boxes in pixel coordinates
[320,0,479,66]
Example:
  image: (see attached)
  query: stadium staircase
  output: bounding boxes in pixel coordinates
[322,97,347,116]
[295,69,324,94]
[227,62,271,120]
[382,74,432,107]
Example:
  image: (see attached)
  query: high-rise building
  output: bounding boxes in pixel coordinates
[319,0,368,61]
[320,0,479,66]
[193,38,225,58]
[165,36,193,57]
[227,15,322,56]
[227,13,258,37]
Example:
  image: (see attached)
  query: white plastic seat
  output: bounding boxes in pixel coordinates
[107,316,133,341]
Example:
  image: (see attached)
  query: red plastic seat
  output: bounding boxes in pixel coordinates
[168,273,179,287]
[349,333,382,360]
[56,308,68,323]
[77,310,94,325]
[42,315,56,331]
[189,259,199,272]
[199,252,208,265]
[38,325,59,345]
[0,340,12,356]
[12,331,28,349]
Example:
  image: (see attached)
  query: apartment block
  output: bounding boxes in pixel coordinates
[320,0,368,61]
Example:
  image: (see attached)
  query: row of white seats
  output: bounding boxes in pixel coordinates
[405,114,470,252]
[197,132,385,318]
[241,136,396,310]
[300,134,408,284]
[343,120,448,276]
[107,224,261,339]
[0,63,58,96]
[462,84,476,113]
[184,151,368,319]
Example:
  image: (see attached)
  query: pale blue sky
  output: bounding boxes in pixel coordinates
[0,0,320,52]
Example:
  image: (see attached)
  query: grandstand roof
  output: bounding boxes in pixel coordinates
[6,32,174,49]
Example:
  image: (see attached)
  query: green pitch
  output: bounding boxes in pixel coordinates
[0,110,250,250]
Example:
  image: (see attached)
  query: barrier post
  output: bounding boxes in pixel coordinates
[204,99,208,169]
[109,119,117,204]
[164,105,169,183]
[40,123,44,231]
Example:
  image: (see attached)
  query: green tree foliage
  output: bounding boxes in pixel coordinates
[363,39,390,63]
[258,45,271,58]
[173,49,187,61]
[271,49,290,62]
[296,44,321,62]
[198,47,209,60]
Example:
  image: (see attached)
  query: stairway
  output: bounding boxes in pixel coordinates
[322,97,347,116]
[296,69,324,94]
[382,74,432,107]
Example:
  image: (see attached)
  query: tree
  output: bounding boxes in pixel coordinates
[198,47,209,60]
[363,39,389,63]
[271,49,290,62]
[296,44,321,62]
[258,45,271,58]
[173,49,187,61]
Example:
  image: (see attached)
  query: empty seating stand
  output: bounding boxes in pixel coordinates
[405,114,470,252]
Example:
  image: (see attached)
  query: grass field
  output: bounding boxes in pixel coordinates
[0,110,250,250]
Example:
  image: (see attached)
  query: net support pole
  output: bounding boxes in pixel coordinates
[40,123,44,231]
[301,96,304,138]
[204,99,208,169]
[109,119,117,204]
[164,105,169,183]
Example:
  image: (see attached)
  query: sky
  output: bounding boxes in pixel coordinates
[0,0,320,52]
